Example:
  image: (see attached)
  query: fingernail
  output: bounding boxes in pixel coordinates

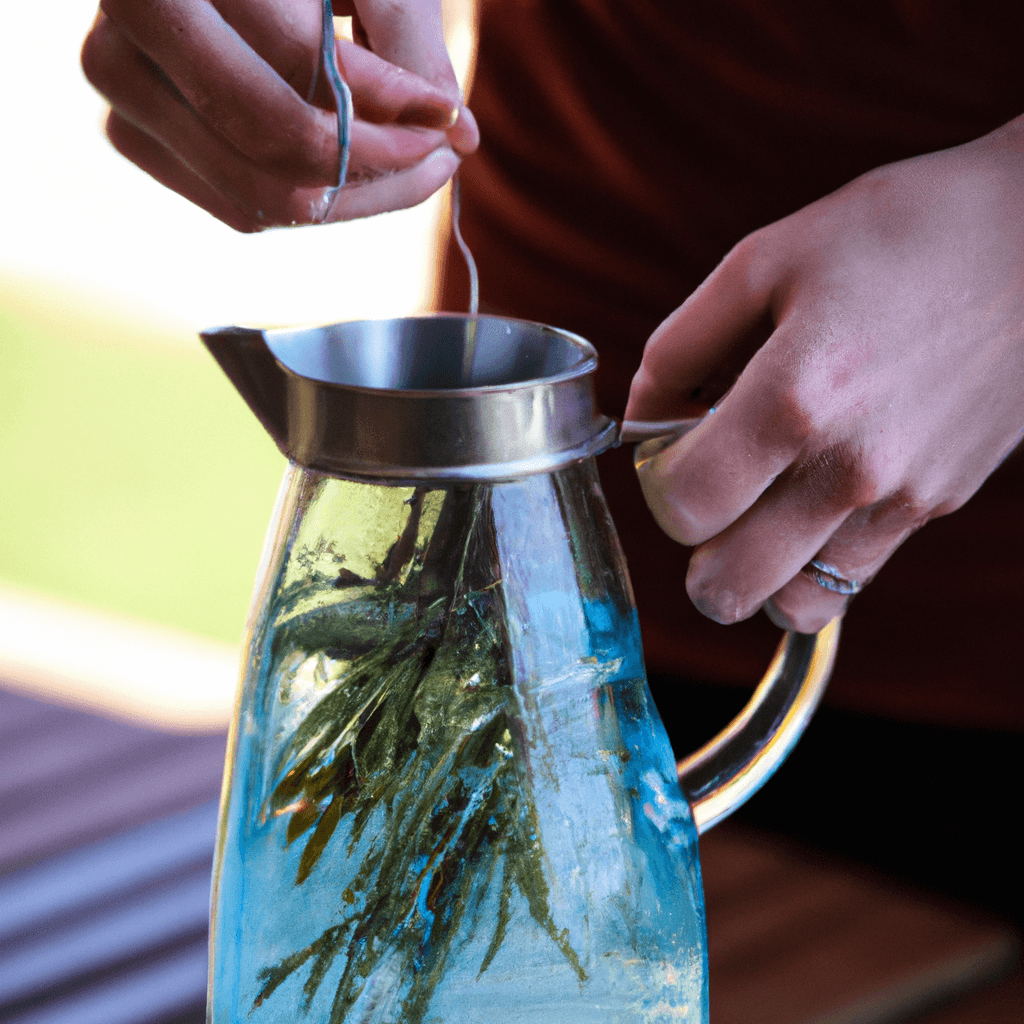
[398,104,460,129]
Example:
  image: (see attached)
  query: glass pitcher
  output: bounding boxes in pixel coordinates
[201,315,838,1024]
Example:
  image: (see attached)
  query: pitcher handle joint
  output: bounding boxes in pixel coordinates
[676,621,840,833]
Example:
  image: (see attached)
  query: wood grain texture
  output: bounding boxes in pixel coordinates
[1,684,1017,1024]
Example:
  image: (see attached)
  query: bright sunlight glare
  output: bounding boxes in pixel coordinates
[0,0,466,335]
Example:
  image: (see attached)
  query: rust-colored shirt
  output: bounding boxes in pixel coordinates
[441,0,1024,728]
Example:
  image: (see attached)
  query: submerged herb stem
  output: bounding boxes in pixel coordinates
[253,486,584,1024]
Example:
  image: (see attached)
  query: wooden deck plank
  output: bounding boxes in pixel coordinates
[2,684,1017,1024]
[702,827,1019,1024]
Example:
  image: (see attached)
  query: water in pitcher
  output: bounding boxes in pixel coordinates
[209,460,708,1024]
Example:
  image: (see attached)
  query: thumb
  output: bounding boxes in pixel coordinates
[625,236,777,422]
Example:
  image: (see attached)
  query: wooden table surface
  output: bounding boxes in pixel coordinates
[0,685,1017,1024]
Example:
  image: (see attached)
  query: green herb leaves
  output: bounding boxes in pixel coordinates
[252,485,584,1024]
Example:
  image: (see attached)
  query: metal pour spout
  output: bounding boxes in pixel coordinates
[200,315,617,484]
[201,325,290,453]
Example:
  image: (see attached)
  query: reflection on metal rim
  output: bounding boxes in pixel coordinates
[201,315,617,483]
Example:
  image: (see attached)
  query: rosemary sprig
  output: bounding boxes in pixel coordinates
[252,486,585,1024]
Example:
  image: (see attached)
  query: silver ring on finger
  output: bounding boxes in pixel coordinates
[802,558,863,596]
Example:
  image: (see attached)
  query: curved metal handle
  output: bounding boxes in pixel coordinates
[676,620,840,834]
[623,416,841,833]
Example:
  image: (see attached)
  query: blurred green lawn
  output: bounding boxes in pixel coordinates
[0,282,285,644]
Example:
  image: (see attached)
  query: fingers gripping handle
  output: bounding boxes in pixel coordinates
[621,417,839,833]
[676,620,840,834]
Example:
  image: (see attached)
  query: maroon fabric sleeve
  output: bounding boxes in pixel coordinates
[440,0,1024,728]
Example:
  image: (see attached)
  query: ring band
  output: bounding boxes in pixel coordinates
[803,559,862,596]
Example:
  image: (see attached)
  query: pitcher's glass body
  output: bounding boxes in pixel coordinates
[209,457,707,1024]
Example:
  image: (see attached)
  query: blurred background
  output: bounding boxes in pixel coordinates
[0,0,474,728]
[0,3,1019,1023]
[0,4,475,1023]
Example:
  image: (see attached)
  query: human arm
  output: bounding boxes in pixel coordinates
[80,0,479,231]
[625,115,1024,634]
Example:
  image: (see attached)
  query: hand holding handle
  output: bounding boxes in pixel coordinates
[623,418,840,833]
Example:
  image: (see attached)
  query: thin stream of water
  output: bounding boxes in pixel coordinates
[451,174,481,383]
[319,8,477,381]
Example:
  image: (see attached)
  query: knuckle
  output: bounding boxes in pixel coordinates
[98,0,134,19]
[852,449,900,507]
[789,441,896,514]
[761,377,818,453]
[102,113,136,164]
[930,493,967,519]
[216,200,264,233]
[269,122,336,183]
[97,0,128,25]
[725,228,770,276]
[885,486,933,525]
[80,17,118,93]
[717,228,775,298]
[103,109,129,146]
[866,483,938,531]
[823,449,885,510]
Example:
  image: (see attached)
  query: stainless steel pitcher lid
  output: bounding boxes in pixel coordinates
[201,314,617,483]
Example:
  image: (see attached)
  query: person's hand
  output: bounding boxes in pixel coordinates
[81,0,479,231]
[625,116,1024,634]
